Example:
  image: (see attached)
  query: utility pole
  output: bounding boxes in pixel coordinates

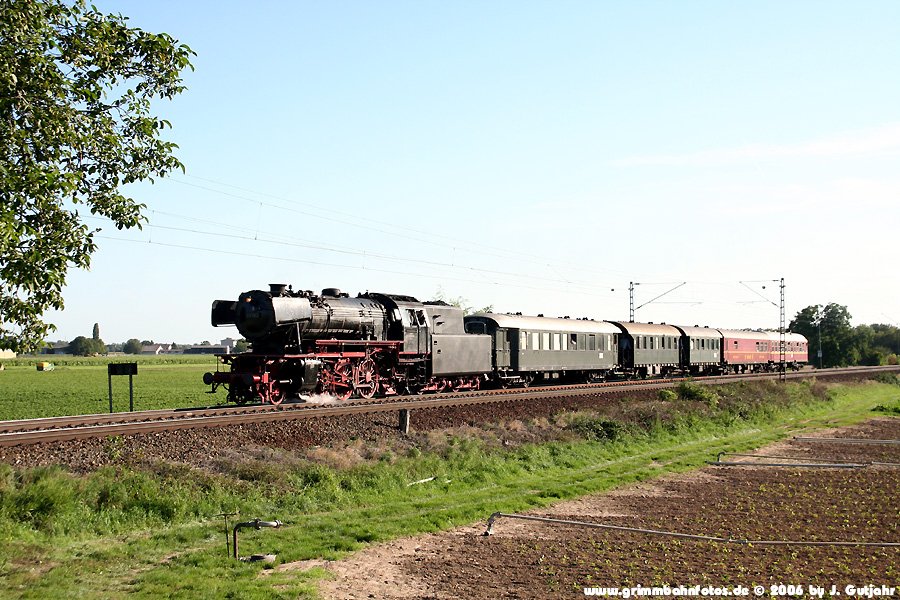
[629,282,635,323]
[740,278,786,381]
[779,277,785,381]
[816,307,824,369]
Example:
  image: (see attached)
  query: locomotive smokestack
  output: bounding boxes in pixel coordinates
[269,283,287,296]
[321,288,341,297]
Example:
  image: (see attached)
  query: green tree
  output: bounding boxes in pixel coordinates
[871,323,900,355]
[0,0,194,353]
[233,339,249,353]
[68,335,92,356]
[123,338,142,354]
[790,303,855,367]
[92,322,100,340]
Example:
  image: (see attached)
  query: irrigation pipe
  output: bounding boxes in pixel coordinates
[708,453,900,468]
[793,437,900,445]
[718,452,867,464]
[709,461,865,468]
[483,513,900,547]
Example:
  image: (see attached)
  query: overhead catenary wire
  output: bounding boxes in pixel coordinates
[85,216,622,296]
[91,173,814,325]
[94,235,624,298]
[176,173,647,279]
[85,210,802,319]
[166,176,634,278]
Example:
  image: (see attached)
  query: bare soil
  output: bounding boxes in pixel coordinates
[291,418,899,599]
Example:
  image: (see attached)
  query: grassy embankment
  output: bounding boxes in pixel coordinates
[0,377,897,599]
[0,355,220,419]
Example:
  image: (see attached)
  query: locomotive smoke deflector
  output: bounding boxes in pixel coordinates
[211,300,237,327]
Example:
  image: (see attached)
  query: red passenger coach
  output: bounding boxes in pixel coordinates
[719,329,808,373]
[770,332,809,367]
[720,330,771,372]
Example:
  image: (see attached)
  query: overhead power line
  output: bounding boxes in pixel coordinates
[95,235,624,300]
[164,174,634,279]
[86,214,621,296]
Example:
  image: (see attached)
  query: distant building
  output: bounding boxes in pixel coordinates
[183,345,230,355]
[0,349,15,359]
[220,337,238,348]
[141,343,173,355]
[42,341,70,354]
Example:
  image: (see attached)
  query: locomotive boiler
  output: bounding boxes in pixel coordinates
[204,284,491,404]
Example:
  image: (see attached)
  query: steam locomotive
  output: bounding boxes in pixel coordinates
[203,284,809,405]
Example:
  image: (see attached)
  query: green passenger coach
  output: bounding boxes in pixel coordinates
[464,313,620,387]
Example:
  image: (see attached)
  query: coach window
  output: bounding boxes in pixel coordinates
[542,332,550,350]
[520,331,528,351]
[588,334,596,351]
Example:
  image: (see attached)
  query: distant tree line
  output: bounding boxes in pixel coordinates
[790,303,900,367]
[65,335,249,356]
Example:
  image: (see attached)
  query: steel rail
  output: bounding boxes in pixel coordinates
[0,365,895,447]
[0,391,584,446]
[0,364,887,434]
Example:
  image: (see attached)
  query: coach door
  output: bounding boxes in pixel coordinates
[619,335,634,368]
[494,328,510,369]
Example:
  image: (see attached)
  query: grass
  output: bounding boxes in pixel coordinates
[0,355,221,419]
[0,380,896,598]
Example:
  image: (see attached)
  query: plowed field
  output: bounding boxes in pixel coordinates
[299,418,899,599]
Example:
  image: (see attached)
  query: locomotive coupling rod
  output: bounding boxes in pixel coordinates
[233,518,282,559]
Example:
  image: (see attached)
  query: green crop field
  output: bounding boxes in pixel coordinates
[0,355,224,420]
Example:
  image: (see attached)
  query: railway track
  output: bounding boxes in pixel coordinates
[0,366,895,448]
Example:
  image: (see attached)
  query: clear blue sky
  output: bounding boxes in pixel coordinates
[47,0,900,344]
